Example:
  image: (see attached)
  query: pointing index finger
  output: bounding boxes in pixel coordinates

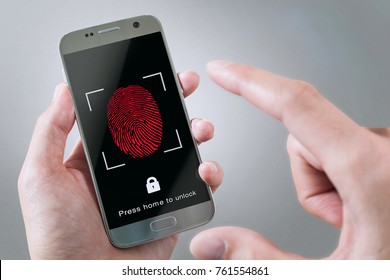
[207,60,364,171]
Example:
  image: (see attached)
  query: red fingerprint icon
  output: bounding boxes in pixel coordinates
[107,85,162,158]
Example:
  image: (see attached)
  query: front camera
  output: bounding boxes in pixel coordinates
[133,21,140,28]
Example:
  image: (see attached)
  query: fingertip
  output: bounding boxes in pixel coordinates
[52,83,69,103]
[185,70,200,81]
[199,161,218,174]
[192,227,305,260]
[190,231,226,260]
[178,70,200,97]
[191,118,214,143]
[48,83,74,129]
[199,161,223,193]
[207,60,234,71]
[206,60,252,98]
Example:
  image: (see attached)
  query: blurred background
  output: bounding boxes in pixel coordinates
[1,0,390,259]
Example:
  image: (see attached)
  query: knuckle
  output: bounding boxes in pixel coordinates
[280,80,319,118]
[36,107,53,125]
[35,112,47,128]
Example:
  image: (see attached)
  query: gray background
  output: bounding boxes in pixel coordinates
[1,0,389,259]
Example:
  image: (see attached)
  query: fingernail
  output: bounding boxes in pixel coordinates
[204,162,218,173]
[52,84,63,103]
[192,118,202,129]
[192,118,210,130]
[198,238,226,259]
[208,60,233,69]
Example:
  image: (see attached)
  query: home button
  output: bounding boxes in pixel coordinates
[150,216,177,232]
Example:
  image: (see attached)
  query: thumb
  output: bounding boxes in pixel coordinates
[20,84,75,179]
[190,226,305,260]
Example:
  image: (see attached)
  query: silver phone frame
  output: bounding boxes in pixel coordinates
[59,15,214,248]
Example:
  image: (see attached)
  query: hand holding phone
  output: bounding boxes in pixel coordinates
[18,72,222,259]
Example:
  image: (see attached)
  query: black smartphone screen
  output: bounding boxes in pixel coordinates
[63,32,211,230]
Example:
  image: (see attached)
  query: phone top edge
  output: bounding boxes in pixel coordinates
[59,15,162,55]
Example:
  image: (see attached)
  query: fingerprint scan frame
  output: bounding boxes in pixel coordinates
[84,71,183,171]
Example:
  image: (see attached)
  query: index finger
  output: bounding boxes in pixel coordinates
[207,60,365,172]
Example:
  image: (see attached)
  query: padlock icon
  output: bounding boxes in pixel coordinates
[146,177,161,194]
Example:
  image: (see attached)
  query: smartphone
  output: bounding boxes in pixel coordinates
[59,15,214,248]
